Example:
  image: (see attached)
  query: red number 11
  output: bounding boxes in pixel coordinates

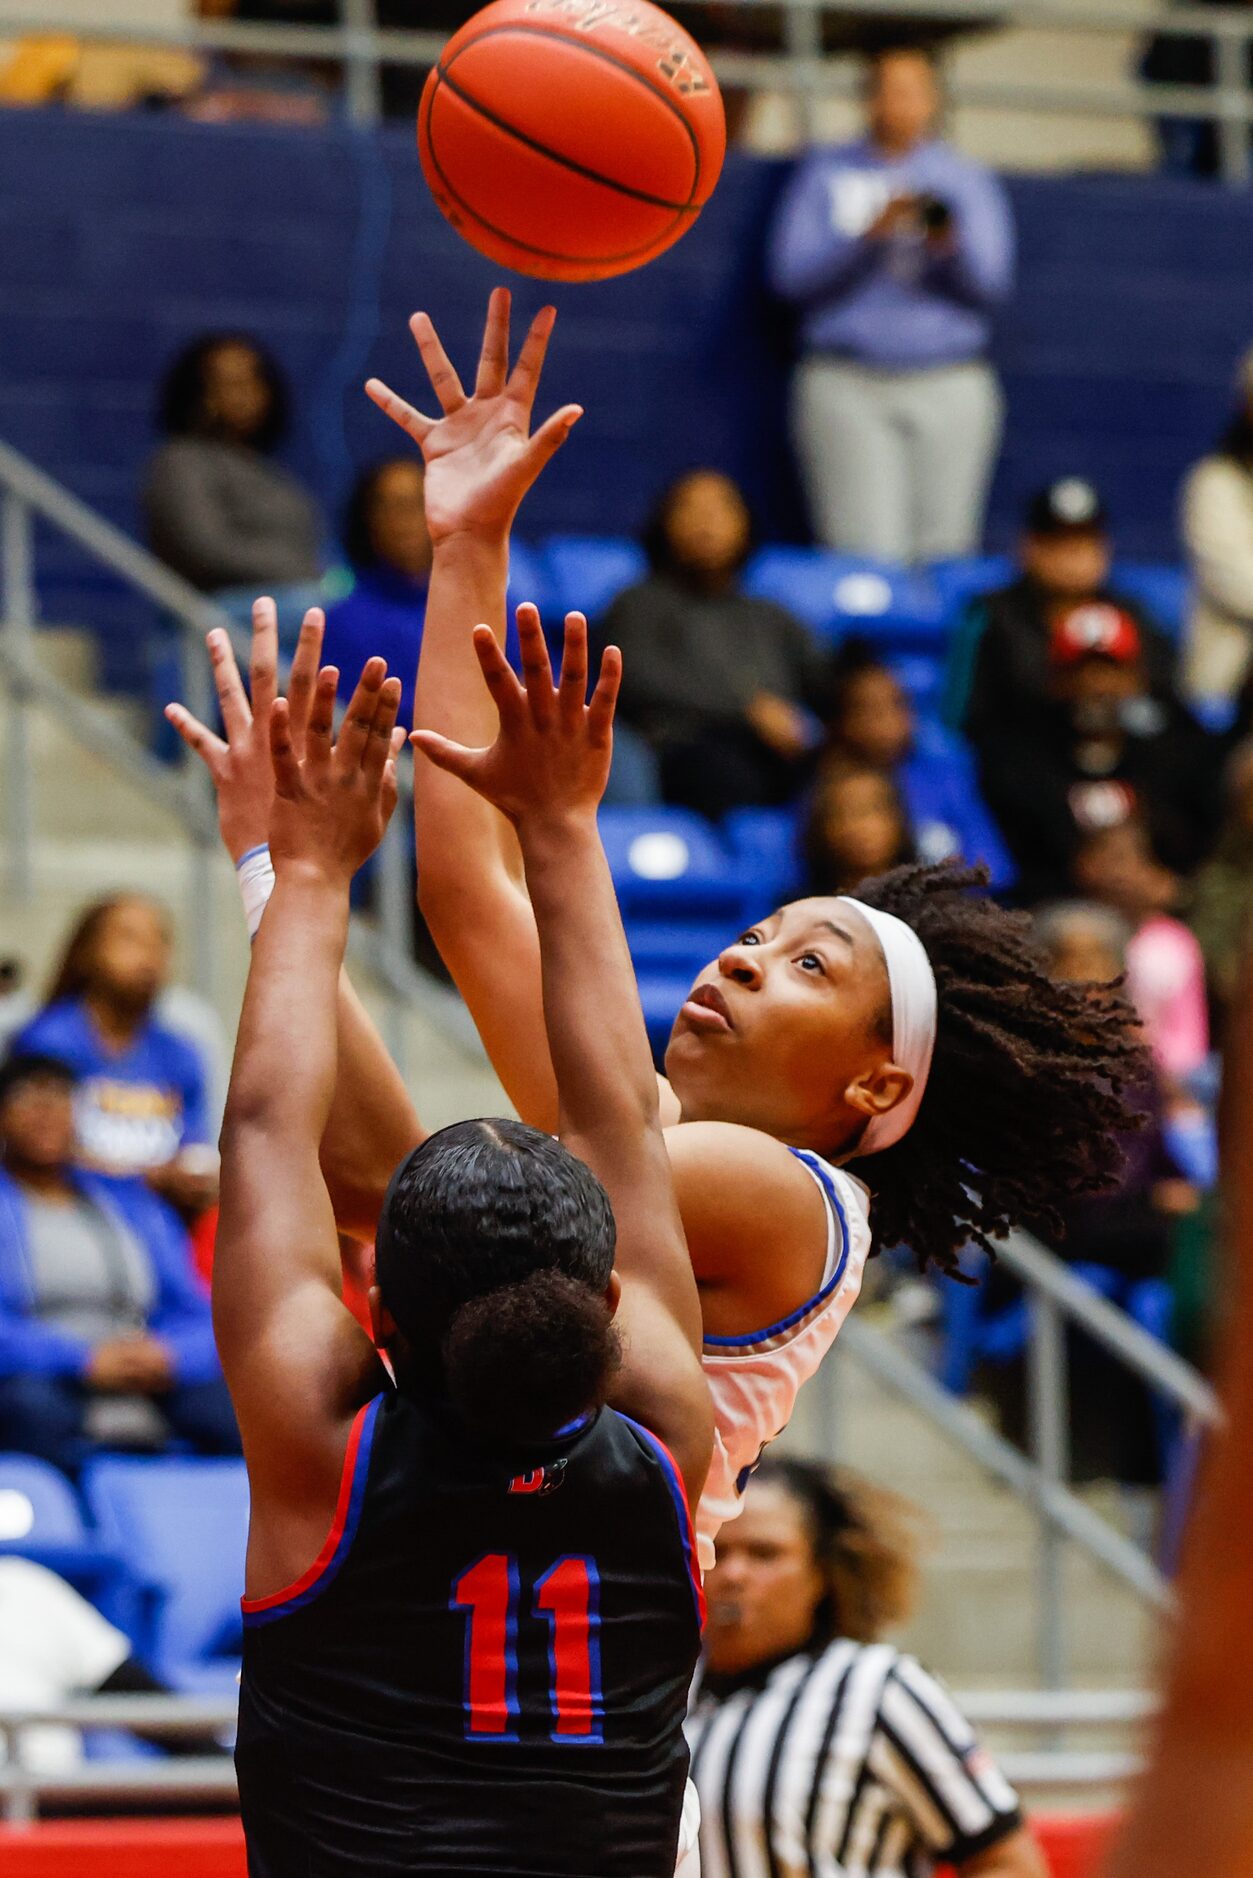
[452,1553,602,1744]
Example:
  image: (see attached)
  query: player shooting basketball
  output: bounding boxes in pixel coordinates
[172,291,1148,1577]
[213,625,711,1876]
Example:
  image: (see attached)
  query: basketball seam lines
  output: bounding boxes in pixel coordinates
[424,72,694,270]
[441,24,703,208]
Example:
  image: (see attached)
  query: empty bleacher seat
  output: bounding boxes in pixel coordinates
[83,1457,249,1691]
[505,540,551,622]
[928,556,1015,625]
[743,546,942,649]
[1111,562,1191,641]
[722,807,804,910]
[0,1454,128,1612]
[543,536,646,626]
[599,807,746,921]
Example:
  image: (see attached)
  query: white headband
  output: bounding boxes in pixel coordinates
[837,897,937,1156]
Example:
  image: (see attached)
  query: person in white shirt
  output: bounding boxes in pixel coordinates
[1181,345,1253,704]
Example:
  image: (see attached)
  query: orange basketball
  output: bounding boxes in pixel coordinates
[419,0,726,284]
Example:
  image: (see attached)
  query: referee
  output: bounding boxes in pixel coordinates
[688,1460,1046,1878]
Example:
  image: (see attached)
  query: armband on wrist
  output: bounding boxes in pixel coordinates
[236,844,276,941]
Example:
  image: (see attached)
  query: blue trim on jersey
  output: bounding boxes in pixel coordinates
[702,1149,850,1349]
[236,844,270,869]
[242,1394,381,1628]
[617,1415,704,1626]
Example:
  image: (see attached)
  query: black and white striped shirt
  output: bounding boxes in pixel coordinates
[687,1640,1023,1878]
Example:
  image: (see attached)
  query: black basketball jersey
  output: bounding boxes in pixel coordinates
[236,1388,704,1878]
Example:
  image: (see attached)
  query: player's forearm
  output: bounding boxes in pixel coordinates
[415,532,524,900]
[320,973,425,1239]
[519,813,659,1143]
[223,866,349,1150]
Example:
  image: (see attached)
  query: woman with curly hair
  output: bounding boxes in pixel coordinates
[689,1458,1047,1877]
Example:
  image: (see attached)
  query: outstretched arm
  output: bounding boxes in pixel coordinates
[167,601,424,1239]
[1104,951,1253,1878]
[415,615,712,1503]
[216,660,403,1524]
[367,291,584,1132]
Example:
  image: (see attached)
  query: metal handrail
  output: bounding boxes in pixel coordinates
[839,1315,1173,1607]
[997,1230,1220,1424]
[0,436,484,1069]
[0,1690,1146,1821]
[3,0,1253,178]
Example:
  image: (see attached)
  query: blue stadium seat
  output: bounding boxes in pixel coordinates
[625,919,733,972]
[505,540,551,622]
[721,807,804,910]
[0,1454,128,1612]
[543,536,646,626]
[743,547,942,648]
[599,808,746,921]
[929,556,1015,625]
[1111,562,1191,641]
[83,1457,249,1691]
[634,972,703,1061]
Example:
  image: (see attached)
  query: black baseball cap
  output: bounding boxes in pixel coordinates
[1026,478,1108,536]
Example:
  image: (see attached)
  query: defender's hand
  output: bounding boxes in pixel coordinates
[412,606,620,828]
[165,600,329,863]
[269,658,405,885]
[365,287,582,546]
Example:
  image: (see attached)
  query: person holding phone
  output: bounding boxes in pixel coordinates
[769,45,1015,564]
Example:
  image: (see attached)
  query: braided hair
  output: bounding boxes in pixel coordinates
[849,860,1149,1278]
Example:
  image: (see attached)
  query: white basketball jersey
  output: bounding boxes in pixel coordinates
[694,1149,871,1573]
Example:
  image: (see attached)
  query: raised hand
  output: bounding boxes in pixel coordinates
[412,605,620,828]
[269,656,405,883]
[165,599,328,863]
[365,287,582,544]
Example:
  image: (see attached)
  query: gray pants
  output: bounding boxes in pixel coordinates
[792,356,1004,563]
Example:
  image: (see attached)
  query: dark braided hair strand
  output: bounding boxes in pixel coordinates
[849,860,1149,1279]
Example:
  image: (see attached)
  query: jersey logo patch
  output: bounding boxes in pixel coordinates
[508,1459,568,1498]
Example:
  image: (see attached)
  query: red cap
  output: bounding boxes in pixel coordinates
[1051,603,1142,667]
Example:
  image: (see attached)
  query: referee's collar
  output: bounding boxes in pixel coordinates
[697,1643,818,1705]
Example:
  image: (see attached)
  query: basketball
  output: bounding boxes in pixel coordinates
[418,0,726,284]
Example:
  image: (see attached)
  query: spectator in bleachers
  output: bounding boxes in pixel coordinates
[768,45,1014,563]
[1190,740,1253,1025]
[823,637,1015,884]
[804,759,914,895]
[0,1558,222,1773]
[599,469,832,820]
[323,458,431,729]
[143,333,322,599]
[1020,903,1197,1485]
[183,0,335,127]
[0,1053,236,1476]
[947,479,1177,754]
[1181,347,1253,704]
[977,602,1219,905]
[15,897,219,1219]
[1072,821,1210,1088]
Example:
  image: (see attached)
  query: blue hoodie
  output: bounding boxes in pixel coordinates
[769,138,1015,368]
[0,1166,220,1386]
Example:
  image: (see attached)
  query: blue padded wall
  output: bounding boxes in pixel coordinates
[2,107,1251,688]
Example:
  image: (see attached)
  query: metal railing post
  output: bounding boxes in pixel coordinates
[1028,1287,1070,1689]
[1,1721,35,1825]
[375,803,412,1075]
[781,0,824,146]
[1,490,37,905]
[181,609,220,1009]
[342,0,382,127]
[1214,26,1250,184]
